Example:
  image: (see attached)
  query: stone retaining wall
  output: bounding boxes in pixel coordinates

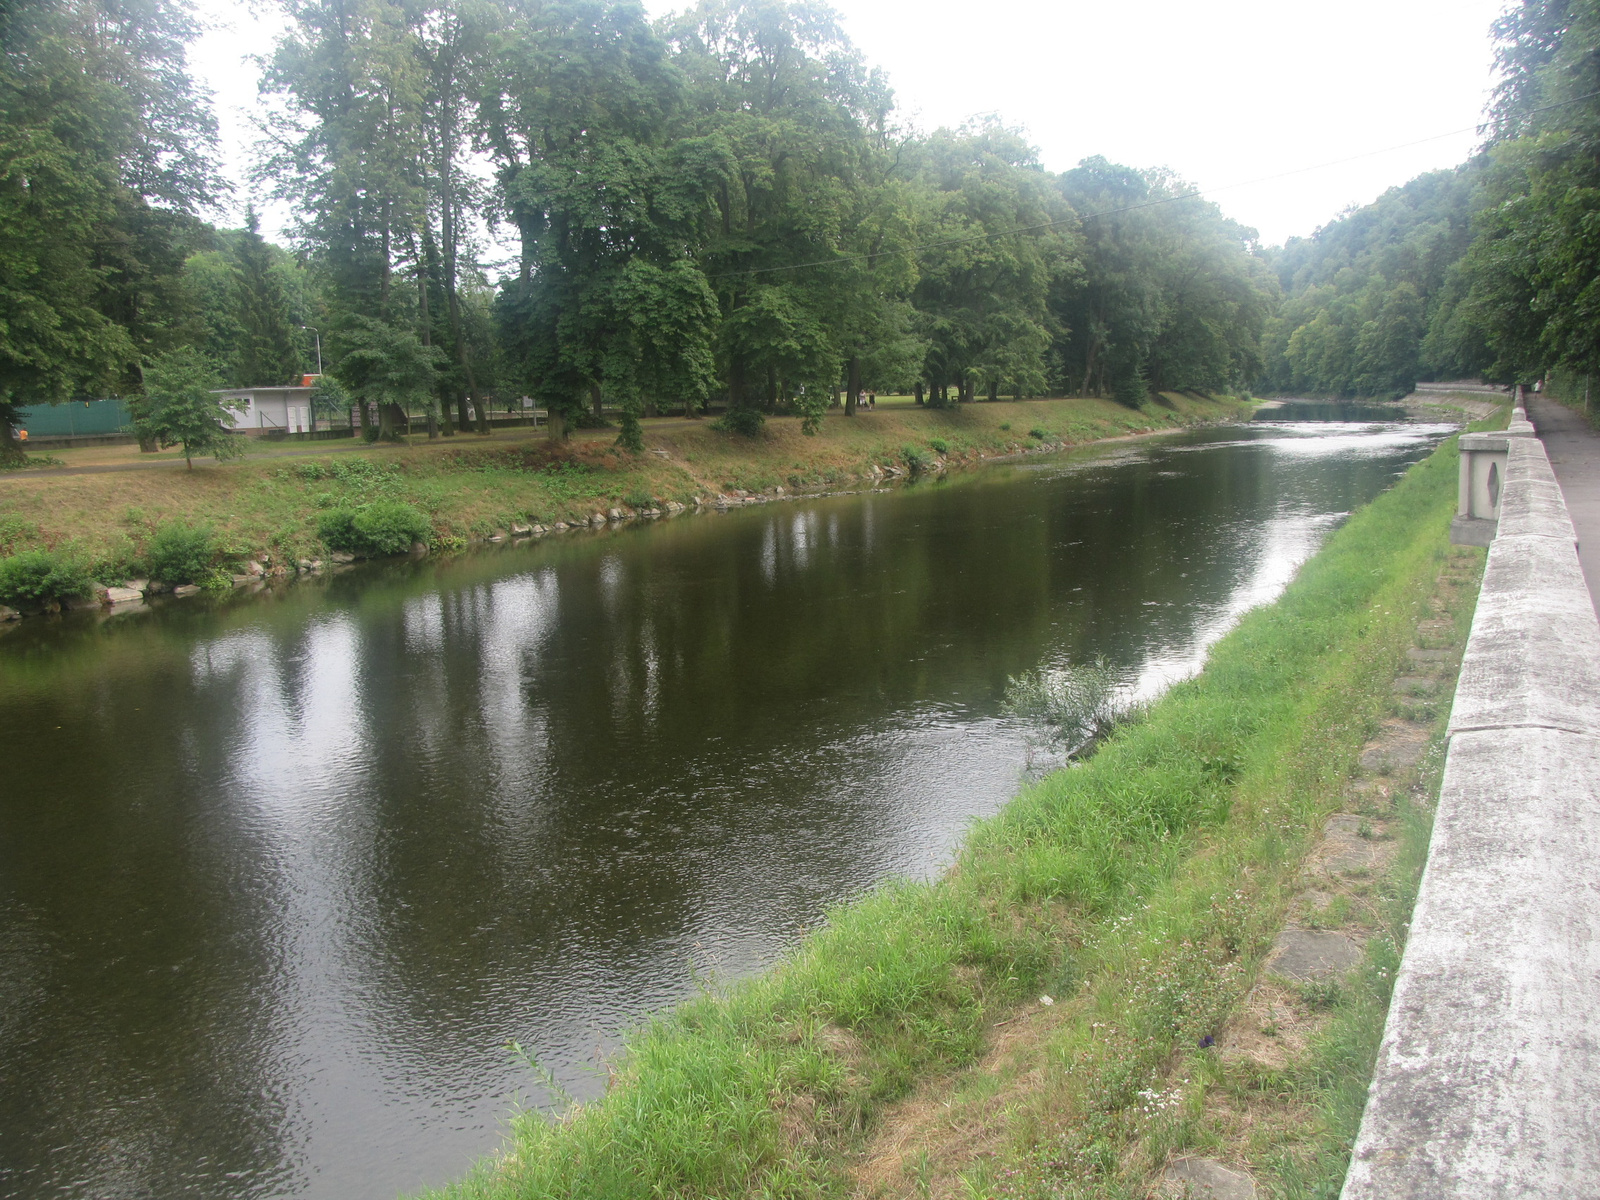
[1341,423,1600,1197]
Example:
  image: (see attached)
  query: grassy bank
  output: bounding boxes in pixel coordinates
[416,424,1475,1200]
[0,393,1246,585]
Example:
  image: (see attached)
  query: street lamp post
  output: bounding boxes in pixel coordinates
[299,325,323,436]
[300,325,323,375]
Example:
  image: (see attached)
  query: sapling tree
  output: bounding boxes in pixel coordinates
[1003,659,1136,760]
[136,348,245,468]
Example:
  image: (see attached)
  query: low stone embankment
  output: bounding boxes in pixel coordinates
[1342,420,1600,1196]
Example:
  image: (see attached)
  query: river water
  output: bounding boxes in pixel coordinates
[0,411,1451,1199]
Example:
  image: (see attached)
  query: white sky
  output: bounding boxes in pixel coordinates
[191,0,1508,248]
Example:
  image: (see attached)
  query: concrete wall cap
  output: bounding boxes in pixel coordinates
[1447,533,1600,737]
[1347,431,1600,1199]
[1494,478,1578,541]
[1508,436,1559,484]
[1342,728,1600,1199]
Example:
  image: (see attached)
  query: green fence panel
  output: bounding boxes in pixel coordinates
[16,399,135,437]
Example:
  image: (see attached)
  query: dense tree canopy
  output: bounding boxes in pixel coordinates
[258,0,1281,438]
[0,0,221,452]
[1456,0,1600,385]
[1259,165,1489,397]
[1059,159,1272,403]
[23,0,1600,453]
[1260,0,1600,398]
[3,0,1342,463]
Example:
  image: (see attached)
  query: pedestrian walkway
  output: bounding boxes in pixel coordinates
[1530,395,1600,617]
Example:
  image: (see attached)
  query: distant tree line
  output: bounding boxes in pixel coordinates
[1,0,1279,457]
[1263,0,1600,399]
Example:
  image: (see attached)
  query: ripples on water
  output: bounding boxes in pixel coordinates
[0,416,1452,1199]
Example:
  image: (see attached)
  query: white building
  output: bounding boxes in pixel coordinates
[216,386,318,434]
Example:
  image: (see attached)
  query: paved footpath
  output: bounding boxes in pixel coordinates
[1529,395,1600,617]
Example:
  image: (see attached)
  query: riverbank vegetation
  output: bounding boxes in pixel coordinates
[0,393,1249,607]
[2,0,1279,461]
[417,421,1469,1199]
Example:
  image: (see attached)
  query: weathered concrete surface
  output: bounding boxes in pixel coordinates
[1313,814,1392,875]
[1343,424,1600,1199]
[1494,476,1575,540]
[1357,722,1432,772]
[1448,439,1600,739]
[1163,1157,1257,1199]
[1448,515,1496,547]
[1266,929,1364,983]
[1343,729,1600,1198]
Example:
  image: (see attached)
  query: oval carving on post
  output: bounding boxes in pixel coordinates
[1488,460,1501,512]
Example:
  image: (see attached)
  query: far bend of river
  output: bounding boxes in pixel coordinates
[0,411,1452,1199]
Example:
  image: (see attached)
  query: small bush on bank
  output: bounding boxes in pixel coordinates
[316,508,358,550]
[0,549,93,608]
[1028,427,1051,441]
[901,445,934,475]
[317,500,432,557]
[712,407,765,437]
[145,521,221,584]
[88,537,142,587]
[1004,659,1137,757]
[929,437,949,455]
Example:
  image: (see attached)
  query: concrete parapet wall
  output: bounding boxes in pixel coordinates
[1342,433,1600,1198]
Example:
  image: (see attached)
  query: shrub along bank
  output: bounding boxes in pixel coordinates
[0,394,1248,611]
[420,427,1474,1200]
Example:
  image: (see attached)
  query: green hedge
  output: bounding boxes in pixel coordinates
[0,550,93,609]
[145,521,220,585]
[317,500,432,557]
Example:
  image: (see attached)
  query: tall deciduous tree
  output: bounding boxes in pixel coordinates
[668,0,906,424]
[0,0,220,457]
[913,123,1074,406]
[262,0,430,424]
[334,314,444,439]
[484,0,722,441]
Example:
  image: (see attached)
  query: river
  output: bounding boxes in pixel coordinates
[0,409,1451,1199]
